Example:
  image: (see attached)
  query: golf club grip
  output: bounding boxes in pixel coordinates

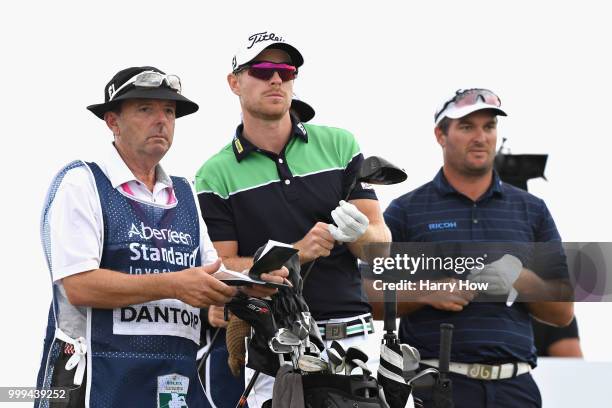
[438,323,453,374]
[383,289,397,333]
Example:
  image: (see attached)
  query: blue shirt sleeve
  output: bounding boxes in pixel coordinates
[533,199,568,280]
[535,200,562,242]
[384,198,408,242]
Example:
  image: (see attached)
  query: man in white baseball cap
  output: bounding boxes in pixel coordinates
[196,31,390,408]
[381,88,573,408]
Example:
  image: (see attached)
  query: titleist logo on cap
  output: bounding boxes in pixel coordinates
[247,31,284,49]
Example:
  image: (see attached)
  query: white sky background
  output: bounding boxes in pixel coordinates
[1,0,611,388]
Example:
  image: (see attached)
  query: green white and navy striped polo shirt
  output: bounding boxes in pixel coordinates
[195,118,377,320]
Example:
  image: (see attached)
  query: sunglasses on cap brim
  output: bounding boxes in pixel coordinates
[109,71,182,101]
[435,88,501,123]
[236,62,298,82]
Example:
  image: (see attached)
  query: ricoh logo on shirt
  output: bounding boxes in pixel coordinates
[428,221,458,231]
[128,222,193,246]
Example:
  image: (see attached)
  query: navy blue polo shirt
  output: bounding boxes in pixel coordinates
[383,169,565,366]
[195,118,377,320]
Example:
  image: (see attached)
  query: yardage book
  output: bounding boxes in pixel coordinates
[212,240,297,289]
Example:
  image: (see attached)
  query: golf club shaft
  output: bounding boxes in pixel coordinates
[438,323,454,376]
[236,370,260,408]
[344,178,357,201]
[302,175,358,288]
[197,327,221,371]
[300,260,316,292]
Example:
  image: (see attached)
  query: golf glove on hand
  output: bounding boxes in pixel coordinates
[328,200,369,242]
[470,254,522,305]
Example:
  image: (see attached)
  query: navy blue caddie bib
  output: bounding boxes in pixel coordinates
[86,162,206,408]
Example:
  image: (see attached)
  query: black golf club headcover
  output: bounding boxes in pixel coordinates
[226,294,277,341]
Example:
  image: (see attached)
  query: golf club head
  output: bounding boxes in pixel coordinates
[269,338,294,354]
[330,340,347,358]
[407,367,439,386]
[298,355,329,373]
[401,344,421,372]
[290,98,315,123]
[353,359,371,376]
[307,318,325,352]
[358,156,408,186]
[226,294,276,341]
[301,312,312,330]
[346,346,369,365]
[326,348,344,374]
[275,328,302,347]
[291,320,309,340]
[304,341,321,357]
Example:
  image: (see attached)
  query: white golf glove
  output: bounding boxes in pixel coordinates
[470,254,523,306]
[328,200,369,242]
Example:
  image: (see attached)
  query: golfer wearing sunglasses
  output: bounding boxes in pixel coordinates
[195,32,390,408]
[381,89,573,407]
[34,66,286,408]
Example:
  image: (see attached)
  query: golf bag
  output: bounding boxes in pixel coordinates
[376,281,454,408]
[302,373,387,408]
[226,244,390,408]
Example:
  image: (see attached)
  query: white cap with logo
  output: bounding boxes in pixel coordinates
[232,31,304,72]
[434,88,507,125]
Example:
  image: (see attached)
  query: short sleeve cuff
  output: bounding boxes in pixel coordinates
[53,260,100,282]
[348,188,378,201]
[207,230,238,242]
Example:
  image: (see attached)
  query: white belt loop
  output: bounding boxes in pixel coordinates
[55,328,87,386]
[358,315,369,340]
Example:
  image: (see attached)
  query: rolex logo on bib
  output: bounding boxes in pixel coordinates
[158,374,189,408]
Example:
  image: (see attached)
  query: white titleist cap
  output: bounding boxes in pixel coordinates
[232,31,303,72]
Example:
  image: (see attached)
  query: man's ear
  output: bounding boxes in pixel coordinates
[434,126,446,148]
[104,111,120,136]
[227,73,241,96]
